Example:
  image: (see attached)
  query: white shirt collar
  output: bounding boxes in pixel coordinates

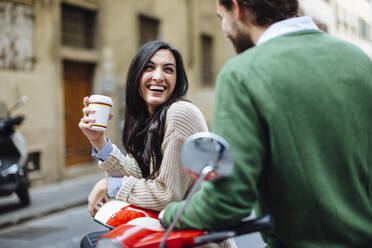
[256,16,319,46]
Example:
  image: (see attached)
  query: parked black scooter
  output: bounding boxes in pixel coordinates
[0,96,30,206]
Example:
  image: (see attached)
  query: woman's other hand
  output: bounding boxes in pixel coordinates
[78,96,113,151]
[88,177,109,217]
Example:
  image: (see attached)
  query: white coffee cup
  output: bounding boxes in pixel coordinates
[88,95,113,131]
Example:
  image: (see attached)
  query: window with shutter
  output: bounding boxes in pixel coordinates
[138,14,160,47]
[200,34,215,87]
[61,3,96,49]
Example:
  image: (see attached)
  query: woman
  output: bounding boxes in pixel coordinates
[79,41,235,248]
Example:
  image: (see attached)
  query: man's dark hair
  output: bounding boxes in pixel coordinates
[219,0,299,26]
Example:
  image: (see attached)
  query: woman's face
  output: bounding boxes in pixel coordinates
[140,49,177,114]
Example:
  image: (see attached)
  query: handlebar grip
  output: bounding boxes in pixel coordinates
[194,215,274,245]
[12,116,24,125]
[0,116,24,133]
[233,214,274,236]
[194,231,236,245]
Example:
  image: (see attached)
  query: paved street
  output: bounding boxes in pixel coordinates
[0,205,106,248]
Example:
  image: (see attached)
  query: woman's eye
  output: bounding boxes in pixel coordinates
[144,65,154,71]
[164,67,174,72]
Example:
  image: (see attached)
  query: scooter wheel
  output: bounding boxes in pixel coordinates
[16,185,30,206]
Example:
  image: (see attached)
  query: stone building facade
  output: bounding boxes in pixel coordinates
[0,0,233,185]
[299,0,372,57]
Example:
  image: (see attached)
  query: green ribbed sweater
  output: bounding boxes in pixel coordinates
[162,30,372,248]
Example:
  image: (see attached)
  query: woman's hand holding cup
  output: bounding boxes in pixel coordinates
[78,96,113,151]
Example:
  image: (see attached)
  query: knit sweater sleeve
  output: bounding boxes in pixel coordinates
[115,101,208,211]
[98,144,142,178]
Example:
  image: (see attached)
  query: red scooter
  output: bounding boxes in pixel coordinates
[81,132,273,248]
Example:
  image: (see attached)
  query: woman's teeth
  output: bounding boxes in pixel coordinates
[149,85,165,92]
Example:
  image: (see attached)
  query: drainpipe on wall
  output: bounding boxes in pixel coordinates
[186,0,194,67]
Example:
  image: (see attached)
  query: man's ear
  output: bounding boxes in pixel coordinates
[231,0,245,21]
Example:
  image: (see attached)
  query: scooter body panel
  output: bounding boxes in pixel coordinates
[98,224,207,248]
[94,200,160,229]
[11,131,28,168]
[0,134,23,195]
[101,225,158,247]
[106,205,159,228]
[0,110,30,205]
[0,135,20,167]
[134,229,207,248]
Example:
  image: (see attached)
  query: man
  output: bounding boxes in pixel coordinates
[160,0,372,247]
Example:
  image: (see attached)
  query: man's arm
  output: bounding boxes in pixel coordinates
[161,66,268,230]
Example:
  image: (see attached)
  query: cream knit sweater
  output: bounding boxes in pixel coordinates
[98,101,236,248]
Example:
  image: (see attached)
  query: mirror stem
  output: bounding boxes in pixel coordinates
[159,165,215,248]
[8,96,27,115]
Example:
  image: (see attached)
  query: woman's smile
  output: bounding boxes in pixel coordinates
[147,84,167,93]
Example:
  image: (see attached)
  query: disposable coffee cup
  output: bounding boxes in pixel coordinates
[88,95,113,131]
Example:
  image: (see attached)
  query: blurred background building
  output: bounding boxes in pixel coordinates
[0,0,371,186]
[299,0,372,57]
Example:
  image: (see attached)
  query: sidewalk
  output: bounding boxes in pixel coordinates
[0,173,103,229]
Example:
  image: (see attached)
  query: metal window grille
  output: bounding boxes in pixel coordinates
[138,14,159,47]
[200,34,215,87]
[61,3,96,49]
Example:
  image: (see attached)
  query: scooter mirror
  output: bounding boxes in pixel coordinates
[20,95,28,104]
[181,132,233,179]
[8,95,28,115]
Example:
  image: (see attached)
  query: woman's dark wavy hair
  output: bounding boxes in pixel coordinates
[219,0,298,26]
[122,41,188,179]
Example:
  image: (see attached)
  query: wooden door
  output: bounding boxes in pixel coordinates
[63,61,94,166]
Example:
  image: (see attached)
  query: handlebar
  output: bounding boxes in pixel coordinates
[232,214,274,236]
[0,116,24,134]
[11,116,24,125]
[194,215,274,245]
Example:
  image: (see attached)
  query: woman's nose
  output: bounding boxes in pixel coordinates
[152,68,164,82]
